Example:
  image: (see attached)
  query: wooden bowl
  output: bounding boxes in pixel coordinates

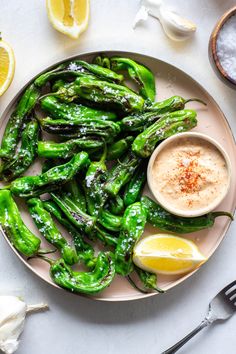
[209,6,236,89]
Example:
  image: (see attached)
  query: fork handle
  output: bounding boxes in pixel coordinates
[162,318,210,354]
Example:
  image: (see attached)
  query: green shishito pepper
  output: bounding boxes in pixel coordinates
[43,199,95,268]
[10,151,89,197]
[104,151,142,197]
[0,84,40,159]
[63,178,87,213]
[123,161,147,206]
[106,194,124,215]
[40,96,117,121]
[0,190,41,257]
[45,251,115,294]
[115,202,147,276]
[0,120,39,181]
[109,56,156,102]
[134,266,164,293]
[55,76,145,113]
[27,198,78,265]
[34,60,123,88]
[141,196,233,234]
[51,193,117,247]
[85,144,107,217]
[98,209,122,232]
[132,109,198,158]
[121,96,202,132]
[107,136,134,161]
[39,117,120,143]
[38,137,103,159]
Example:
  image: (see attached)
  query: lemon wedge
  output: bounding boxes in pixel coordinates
[133,234,206,275]
[0,35,15,96]
[46,0,90,39]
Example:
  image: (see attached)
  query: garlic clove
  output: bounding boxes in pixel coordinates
[159,6,196,41]
[0,296,48,354]
[133,0,196,41]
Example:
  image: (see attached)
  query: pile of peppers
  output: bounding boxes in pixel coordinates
[0,55,233,296]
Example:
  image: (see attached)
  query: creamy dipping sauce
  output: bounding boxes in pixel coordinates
[151,137,229,212]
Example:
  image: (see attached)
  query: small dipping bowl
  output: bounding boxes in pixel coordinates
[209,6,236,88]
[147,132,231,218]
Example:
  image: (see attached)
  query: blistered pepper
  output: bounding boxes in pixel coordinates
[0,190,41,257]
[28,198,78,265]
[10,151,90,197]
[141,195,233,233]
[115,202,147,276]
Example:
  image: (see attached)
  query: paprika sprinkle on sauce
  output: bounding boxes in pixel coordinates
[150,135,230,214]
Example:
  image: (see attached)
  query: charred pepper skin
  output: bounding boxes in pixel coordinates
[0,84,40,159]
[123,162,147,206]
[51,193,118,247]
[51,192,96,235]
[43,199,95,267]
[27,198,78,265]
[106,194,124,215]
[0,120,40,181]
[34,60,123,88]
[132,109,198,158]
[55,76,145,113]
[38,137,103,159]
[39,117,120,143]
[104,151,142,197]
[85,144,108,217]
[109,56,156,102]
[141,196,233,234]
[94,55,156,102]
[0,190,41,257]
[63,178,87,213]
[40,96,117,121]
[10,151,90,198]
[121,96,195,132]
[115,202,147,276]
[48,251,116,295]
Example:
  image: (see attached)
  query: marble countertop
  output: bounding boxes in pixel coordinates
[0,1,235,353]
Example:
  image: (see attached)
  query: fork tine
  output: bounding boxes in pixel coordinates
[221,280,236,295]
[227,289,236,300]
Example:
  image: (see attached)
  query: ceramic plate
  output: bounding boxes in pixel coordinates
[0,51,235,301]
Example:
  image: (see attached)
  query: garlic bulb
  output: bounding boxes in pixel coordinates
[0,296,48,354]
[133,0,196,41]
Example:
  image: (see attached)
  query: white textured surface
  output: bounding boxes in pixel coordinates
[0,1,236,353]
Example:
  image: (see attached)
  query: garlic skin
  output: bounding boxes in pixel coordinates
[133,0,196,41]
[0,296,48,354]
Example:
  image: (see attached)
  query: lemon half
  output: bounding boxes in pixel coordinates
[133,234,206,275]
[46,0,90,39]
[0,35,15,96]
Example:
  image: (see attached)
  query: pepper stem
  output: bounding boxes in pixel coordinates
[37,248,57,255]
[185,98,207,106]
[100,141,107,163]
[28,254,54,265]
[213,211,234,221]
[127,275,149,294]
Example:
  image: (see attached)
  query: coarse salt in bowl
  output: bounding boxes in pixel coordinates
[209,6,236,88]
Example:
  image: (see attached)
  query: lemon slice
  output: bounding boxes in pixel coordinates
[133,234,206,275]
[46,0,90,39]
[0,35,15,96]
